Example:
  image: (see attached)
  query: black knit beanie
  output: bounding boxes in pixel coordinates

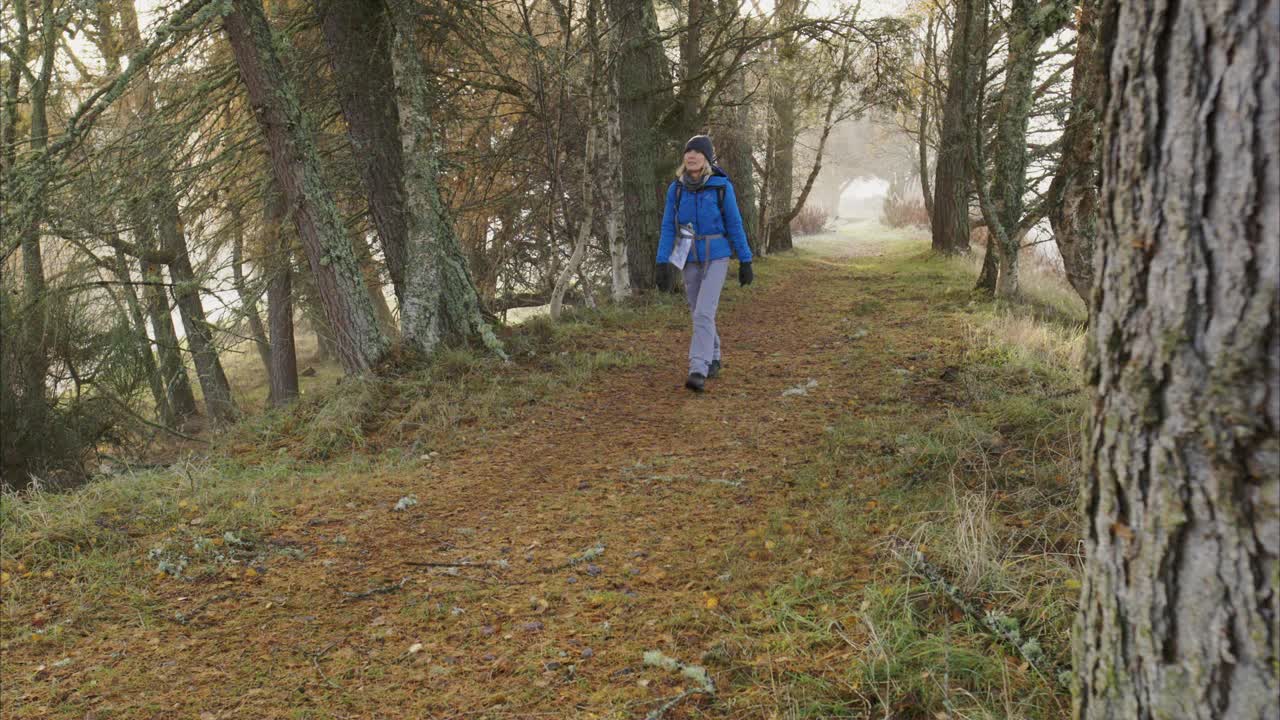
[683,135,715,163]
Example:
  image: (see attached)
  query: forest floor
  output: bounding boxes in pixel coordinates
[2,221,1088,719]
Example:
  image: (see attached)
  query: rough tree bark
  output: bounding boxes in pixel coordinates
[263,184,299,406]
[931,0,981,254]
[117,0,236,422]
[764,0,800,253]
[389,0,504,357]
[590,0,630,301]
[678,0,706,131]
[15,0,55,430]
[1073,0,1279,716]
[314,0,408,302]
[224,0,388,375]
[1046,0,1101,307]
[917,12,937,224]
[605,0,674,289]
[986,0,1070,298]
[719,58,759,254]
[159,197,238,424]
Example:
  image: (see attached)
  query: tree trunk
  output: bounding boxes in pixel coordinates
[230,203,273,375]
[678,0,706,131]
[552,124,598,321]
[16,0,55,431]
[987,0,1070,299]
[115,0,216,419]
[160,197,238,424]
[765,0,799,253]
[765,102,795,252]
[1073,0,1279,716]
[0,0,26,182]
[129,192,198,418]
[314,0,408,302]
[605,0,674,289]
[113,247,175,426]
[593,0,630,301]
[390,0,505,357]
[1046,0,1102,308]
[263,185,299,406]
[931,0,981,254]
[224,0,388,375]
[773,43,846,235]
[352,232,398,336]
[139,255,198,418]
[917,12,937,225]
[719,53,759,253]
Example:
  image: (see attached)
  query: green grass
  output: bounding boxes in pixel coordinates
[0,305,659,649]
[4,229,1087,718]
[711,231,1086,718]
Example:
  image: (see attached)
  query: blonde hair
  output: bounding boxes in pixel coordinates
[676,157,713,181]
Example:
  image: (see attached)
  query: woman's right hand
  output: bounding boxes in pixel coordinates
[656,263,674,292]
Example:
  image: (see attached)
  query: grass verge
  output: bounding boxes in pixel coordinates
[0,299,669,651]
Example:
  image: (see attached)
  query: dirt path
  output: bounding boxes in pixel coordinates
[8,230,966,719]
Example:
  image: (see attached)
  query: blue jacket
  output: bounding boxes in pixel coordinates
[656,172,753,265]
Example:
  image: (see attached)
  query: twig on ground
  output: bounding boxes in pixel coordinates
[639,650,717,719]
[403,560,498,568]
[171,593,230,625]
[305,641,342,690]
[643,688,711,720]
[540,543,605,573]
[897,544,1068,686]
[342,577,408,602]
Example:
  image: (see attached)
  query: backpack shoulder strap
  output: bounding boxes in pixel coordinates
[672,181,683,211]
[717,186,726,218]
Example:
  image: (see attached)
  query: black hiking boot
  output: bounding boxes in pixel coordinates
[685,372,706,393]
[707,359,722,379]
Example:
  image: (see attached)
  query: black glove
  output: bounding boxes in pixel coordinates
[738,261,754,287]
[656,263,674,292]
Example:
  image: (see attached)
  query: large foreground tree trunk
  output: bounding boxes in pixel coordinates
[1073,0,1279,716]
[930,0,981,254]
[224,0,388,375]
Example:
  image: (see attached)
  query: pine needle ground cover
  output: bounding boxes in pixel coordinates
[2,223,1086,719]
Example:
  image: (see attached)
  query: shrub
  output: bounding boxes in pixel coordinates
[1,285,135,491]
[880,193,930,228]
[790,204,830,235]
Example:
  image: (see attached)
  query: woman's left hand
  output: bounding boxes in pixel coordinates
[738,261,754,287]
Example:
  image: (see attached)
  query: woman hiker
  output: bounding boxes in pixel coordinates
[655,135,754,392]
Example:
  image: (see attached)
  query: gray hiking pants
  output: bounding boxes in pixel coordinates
[682,258,728,376]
